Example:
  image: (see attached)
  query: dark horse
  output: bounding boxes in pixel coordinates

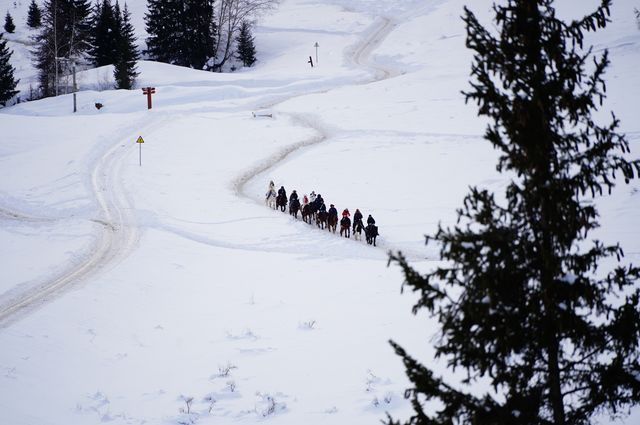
[301,204,313,224]
[353,220,364,241]
[340,216,351,238]
[316,210,328,229]
[327,213,338,233]
[276,193,287,212]
[289,198,301,218]
[365,224,378,246]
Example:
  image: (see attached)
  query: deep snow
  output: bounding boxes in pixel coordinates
[1,0,639,424]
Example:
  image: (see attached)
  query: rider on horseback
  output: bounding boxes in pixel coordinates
[318,202,327,213]
[309,191,317,204]
[278,186,287,198]
[367,214,376,225]
[328,204,338,218]
[342,208,350,218]
[353,208,363,231]
[289,190,298,202]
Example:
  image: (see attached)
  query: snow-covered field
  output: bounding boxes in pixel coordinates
[1,0,639,424]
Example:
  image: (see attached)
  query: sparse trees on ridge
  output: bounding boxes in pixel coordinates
[27,0,43,28]
[0,32,19,105]
[388,1,640,425]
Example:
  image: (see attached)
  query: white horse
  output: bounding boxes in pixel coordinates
[265,188,277,209]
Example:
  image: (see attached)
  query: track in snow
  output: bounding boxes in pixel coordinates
[0,15,403,327]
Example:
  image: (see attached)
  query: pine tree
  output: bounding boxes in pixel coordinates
[145,0,181,64]
[235,20,256,67]
[0,32,19,105]
[27,0,43,28]
[32,0,93,97]
[113,2,138,89]
[388,1,640,425]
[4,12,16,33]
[89,0,119,66]
[145,0,216,69]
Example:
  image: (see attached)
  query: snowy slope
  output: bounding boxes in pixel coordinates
[1,0,639,424]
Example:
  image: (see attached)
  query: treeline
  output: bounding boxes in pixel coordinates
[0,0,276,104]
[145,0,275,71]
[31,0,139,98]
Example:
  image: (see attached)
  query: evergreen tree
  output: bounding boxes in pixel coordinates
[113,2,138,89]
[145,0,215,69]
[27,0,43,28]
[235,20,256,67]
[0,32,19,106]
[89,0,119,66]
[389,1,640,425]
[4,11,16,33]
[32,0,92,97]
[145,0,181,64]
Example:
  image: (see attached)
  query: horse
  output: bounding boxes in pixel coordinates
[353,220,364,240]
[340,216,351,238]
[316,210,328,229]
[265,189,277,209]
[327,213,338,233]
[301,204,313,224]
[276,193,287,212]
[365,224,379,246]
[289,198,301,218]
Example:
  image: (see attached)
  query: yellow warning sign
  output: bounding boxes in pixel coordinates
[136,136,145,144]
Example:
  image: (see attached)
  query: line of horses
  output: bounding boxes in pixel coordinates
[265,188,379,246]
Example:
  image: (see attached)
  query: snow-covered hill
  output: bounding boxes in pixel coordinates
[1,1,639,424]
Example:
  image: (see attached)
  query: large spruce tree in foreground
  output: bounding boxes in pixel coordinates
[27,0,43,28]
[389,1,640,424]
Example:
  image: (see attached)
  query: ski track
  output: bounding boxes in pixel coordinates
[0,11,419,326]
[0,116,167,327]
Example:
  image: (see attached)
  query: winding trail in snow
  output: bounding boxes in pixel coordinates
[235,16,400,197]
[0,116,161,327]
[0,13,405,326]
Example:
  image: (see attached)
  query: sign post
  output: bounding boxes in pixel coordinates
[314,42,319,65]
[136,136,145,166]
[142,87,156,109]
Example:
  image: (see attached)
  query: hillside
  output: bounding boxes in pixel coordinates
[1,1,639,424]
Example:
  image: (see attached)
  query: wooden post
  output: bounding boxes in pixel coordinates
[142,87,156,109]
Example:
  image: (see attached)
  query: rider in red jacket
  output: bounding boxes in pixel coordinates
[342,208,350,218]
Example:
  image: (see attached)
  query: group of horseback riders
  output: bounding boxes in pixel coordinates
[265,180,379,245]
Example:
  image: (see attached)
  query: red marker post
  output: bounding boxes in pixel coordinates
[142,87,156,109]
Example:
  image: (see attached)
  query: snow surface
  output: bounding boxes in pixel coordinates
[1,0,639,424]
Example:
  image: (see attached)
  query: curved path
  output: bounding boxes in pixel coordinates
[0,15,402,327]
[236,16,400,198]
[0,124,145,327]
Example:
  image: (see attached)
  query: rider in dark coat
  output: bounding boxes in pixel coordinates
[278,186,286,198]
[314,194,324,209]
[367,214,376,225]
[328,204,338,218]
[353,209,363,230]
[318,202,327,213]
[289,190,299,202]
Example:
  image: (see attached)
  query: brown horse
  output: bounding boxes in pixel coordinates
[289,198,301,218]
[301,204,313,224]
[327,213,338,233]
[276,193,287,212]
[340,216,351,238]
[365,224,378,246]
[316,210,328,229]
